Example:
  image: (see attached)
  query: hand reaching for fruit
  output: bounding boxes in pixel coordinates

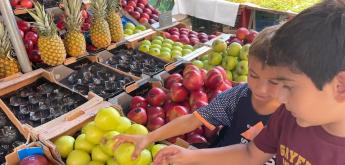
[112,134,151,160]
[153,144,195,165]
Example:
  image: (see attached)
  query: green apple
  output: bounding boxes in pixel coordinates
[92,145,110,162]
[227,42,242,57]
[75,134,95,153]
[82,121,94,134]
[222,56,238,70]
[100,131,120,155]
[182,49,193,56]
[107,158,120,165]
[162,43,173,49]
[54,135,75,158]
[235,75,248,82]
[150,144,167,158]
[171,50,182,58]
[152,39,163,45]
[150,44,162,49]
[88,161,104,165]
[149,48,161,56]
[159,51,171,61]
[226,70,233,81]
[208,51,223,65]
[239,44,250,60]
[134,149,152,165]
[163,39,174,45]
[232,71,239,80]
[84,122,105,144]
[236,60,249,75]
[67,150,91,165]
[134,29,142,34]
[172,46,183,52]
[114,117,131,133]
[124,29,133,35]
[125,23,136,31]
[212,39,227,52]
[183,45,194,50]
[139,44,150,53]
[160,47,171,53]
[114,143,136,165]
[125,124,148,135]
[171,54,182,60]
[140,40,151,46]
[174,42,183,47]
[95,107,120,131]
[136,25,146,31]
[153,36,164,41]
[192,60,204,68]
[199,55,208,61]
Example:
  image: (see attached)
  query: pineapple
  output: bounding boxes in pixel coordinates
[63,0,86,57]
[0,21,20,79]
[27,2,66,66]
[106,0,124,43]
[90,0,111,48]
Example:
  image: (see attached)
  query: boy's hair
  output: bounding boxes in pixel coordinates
[267,0,345,90]
[249,25,280,64]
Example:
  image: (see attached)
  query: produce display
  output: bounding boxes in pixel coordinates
[126,65,231,145]
[121,0,160,24]
[138,35,195,61]
[61,63,134,99]
[162,27,217,46]
[2,78,87,127]
[227,0,320,13]
[123,22,147,36]
[53,106,168,165]
[0,110,26,163]
[105,47,166,77]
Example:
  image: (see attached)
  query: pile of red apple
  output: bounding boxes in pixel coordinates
[122,0,160,25]
[16,20,42,63]
[127,65,232,145]
[226,27,258,45]
[162,27,217,46]
[10,0,33,10]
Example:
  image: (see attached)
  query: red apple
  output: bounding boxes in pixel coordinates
[180,101,191,113]
[183,70,204,91]
[164,73,183,89]
[180,28,189,32]
[191,101,208,112]
[170,35,179,42]
[20,0,33,8]
[199,69,207,81]
[246,30,258,43]
[180,34,188,40]
[130,11,141,20]
[163,99,178,114]
[24,31,38,43]
[216,81,232,92]
[188,127,204,137]
[147,117,165,131]
[141,13,150,19]
[162,32,171,39]
[167,134,186,144]
[19,155,48,165]
[189,90,208,106]
[127,1,137,7]
[183,65,200,76]
[146,4,154,10]
[11,0,19,7]
[17,20,30,32]
[180,30,189,36]
[138,0,148,5]
[24,40,34,54]
[147,106,165,120]
[146,87,167,106]
[187,134,207,144]
[208,35,216,40]
[139,17,148,24]
[167,105,189,122]
[169,27,179,33]
[127,107,148,125]
[169,83,189,103]
[130,96,148,109]
[121,0,127,6]
[236,27,250,40]
[134,7,143,14]
[28,49,42,63]
[137,3,145,9]
[208,90,222,102]
[143,8,152,15]
[205,69,224,90]
[213,66,227,79]
[125,5,135,12]
[170,31,180,36]
[190,38,200,45]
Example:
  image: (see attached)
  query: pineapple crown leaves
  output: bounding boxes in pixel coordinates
[91,0,107,19]
[0,21,12,58]
[26,1,58,37]
[107,0,121,12]
[63,0,84,32]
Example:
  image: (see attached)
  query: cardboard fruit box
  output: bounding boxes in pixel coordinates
[51,55,140,101]
[0,69,104,141]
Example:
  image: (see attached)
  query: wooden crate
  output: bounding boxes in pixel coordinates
[0,69,104,141]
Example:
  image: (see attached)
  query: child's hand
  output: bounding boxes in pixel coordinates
[153,145,196,165]
[112,134,150,159]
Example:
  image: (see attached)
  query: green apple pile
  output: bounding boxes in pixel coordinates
[138,35,195,61]
[54,107,167,165]
[192,39,249,82]
[124,23,147,36]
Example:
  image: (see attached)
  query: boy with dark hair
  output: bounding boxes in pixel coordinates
[153,0,345,165]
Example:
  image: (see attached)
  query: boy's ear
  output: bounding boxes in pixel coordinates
[334,72,345,101]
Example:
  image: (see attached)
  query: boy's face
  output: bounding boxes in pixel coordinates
[248,57,279,104]
[273,66,345,127]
